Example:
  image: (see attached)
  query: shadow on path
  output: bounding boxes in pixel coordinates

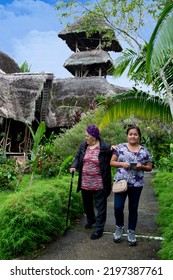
[34,172,161,260]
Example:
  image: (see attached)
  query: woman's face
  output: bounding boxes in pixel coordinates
[127,128,140,144]
[85,131,95,145]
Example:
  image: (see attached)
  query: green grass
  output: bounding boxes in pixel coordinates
[152,171,173,260]
[0,173,82,259]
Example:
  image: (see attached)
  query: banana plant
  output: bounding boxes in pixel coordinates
[28,121,46,161]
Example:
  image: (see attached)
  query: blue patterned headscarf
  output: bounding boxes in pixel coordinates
[86,125,100,139]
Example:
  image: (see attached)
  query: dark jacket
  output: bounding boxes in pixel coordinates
[71,139,112,197]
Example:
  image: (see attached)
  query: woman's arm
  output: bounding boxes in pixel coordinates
[70,144,83,173]
[110,154,130,169]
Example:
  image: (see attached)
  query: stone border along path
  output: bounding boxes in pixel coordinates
[33,171,162,260]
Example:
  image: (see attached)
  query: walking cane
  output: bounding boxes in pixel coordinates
[66,170,74,228]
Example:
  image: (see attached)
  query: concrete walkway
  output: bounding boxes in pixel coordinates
[34,172,161,260]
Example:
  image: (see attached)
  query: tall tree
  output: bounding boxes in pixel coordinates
[56,0,167,49]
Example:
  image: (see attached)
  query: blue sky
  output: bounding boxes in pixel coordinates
[0,0,73,78]
[0,0,153,89]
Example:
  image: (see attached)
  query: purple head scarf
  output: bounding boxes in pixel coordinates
[86,125,100,139]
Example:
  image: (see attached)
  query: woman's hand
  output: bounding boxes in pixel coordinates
[70,168,76,174]
[122,162,130,169]
[133,162,152,171]
[110,145,117,151]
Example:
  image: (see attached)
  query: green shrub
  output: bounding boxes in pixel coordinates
[54,111,98,159]
[152,171,173,260]
[53,109,126,160]
[38,157,61,178]
[0,157,21,190]
[0,174,83,259]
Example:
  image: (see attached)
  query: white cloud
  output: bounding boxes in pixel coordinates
[12,29,72,77]
[0,0,154,89]
[0,0,73,78]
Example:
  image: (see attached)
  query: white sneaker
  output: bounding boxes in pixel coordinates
[113,226,124,243]
[127,230,137,246]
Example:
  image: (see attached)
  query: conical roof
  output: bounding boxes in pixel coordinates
[64,50,113,76]
[58,17,122,52]
[0,51,20,73]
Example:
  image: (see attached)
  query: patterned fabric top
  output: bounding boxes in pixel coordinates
[81,146,103,191]
[113,143,152,187]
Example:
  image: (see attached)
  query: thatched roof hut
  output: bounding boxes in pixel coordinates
[0,72,53,124]
[47,77,129,127]
[64,50,113,76]
[0,72,129,129]
[0,41,129,153]
[0,71,53,153]
[0,51,20,74]
[58,18,122,52]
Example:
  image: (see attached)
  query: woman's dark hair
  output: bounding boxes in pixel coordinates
[126,125,142,140]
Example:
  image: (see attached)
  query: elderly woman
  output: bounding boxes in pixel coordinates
[70,125,113,240]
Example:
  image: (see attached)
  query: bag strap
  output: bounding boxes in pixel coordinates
[126,170,132,182]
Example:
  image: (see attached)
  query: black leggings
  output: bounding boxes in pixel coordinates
[81,189,107,231]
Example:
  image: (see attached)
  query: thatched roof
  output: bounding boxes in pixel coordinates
[0,72,53,125]
[47,77,129,127]
[58,18,122,52]
[0,51,20,73]
[64,50,113,76]
[0,72,129,129]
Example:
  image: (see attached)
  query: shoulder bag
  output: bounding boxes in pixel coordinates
[112,170,132,193]
[112,179,127,193]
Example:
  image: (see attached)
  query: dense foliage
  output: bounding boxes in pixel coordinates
[53,110,126,160]
[152,171,173,260]
[0,174,82,259]
[1,107,173,259]
[0,156,22,190]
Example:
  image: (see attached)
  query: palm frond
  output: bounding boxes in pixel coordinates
[98,89,172,130]
[112,49,138,77]
[146,2,173,81]
[112,47,148,84]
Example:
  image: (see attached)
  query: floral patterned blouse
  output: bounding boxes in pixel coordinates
[113,143,152,187]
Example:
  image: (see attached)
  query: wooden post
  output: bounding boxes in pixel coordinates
[2,118,11,155]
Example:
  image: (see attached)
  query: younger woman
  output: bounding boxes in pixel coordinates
[110,125,152,246]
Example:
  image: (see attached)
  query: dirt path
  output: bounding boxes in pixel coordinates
[33,172,161,260]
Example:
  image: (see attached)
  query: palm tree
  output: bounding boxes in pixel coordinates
[100,2,173,128]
